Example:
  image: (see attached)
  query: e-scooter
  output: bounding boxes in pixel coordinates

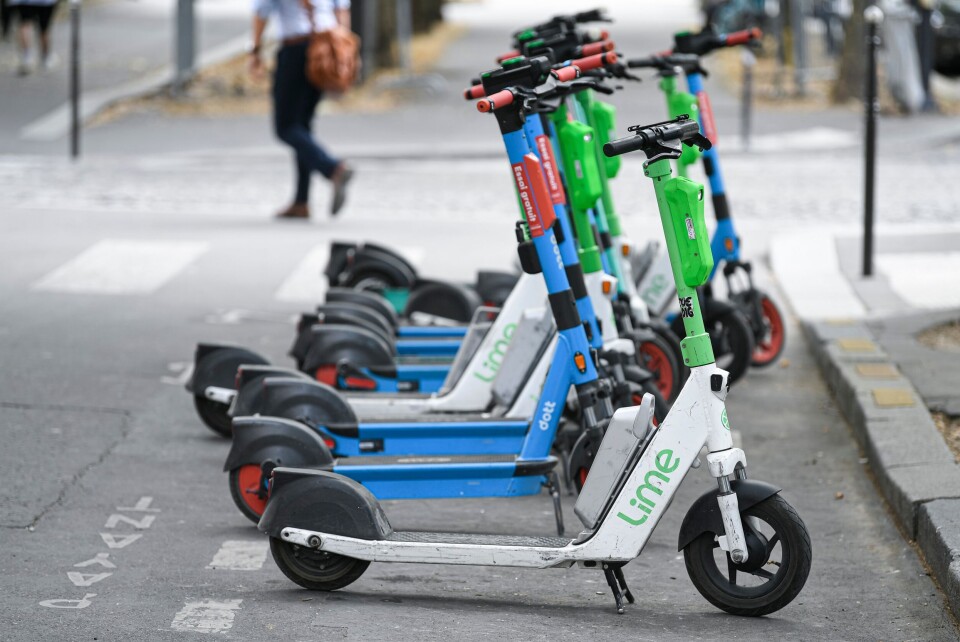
[259,115,811,618]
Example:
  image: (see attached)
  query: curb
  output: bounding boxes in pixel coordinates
[803,319,960,617]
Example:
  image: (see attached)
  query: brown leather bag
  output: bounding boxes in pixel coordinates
[302,0,361,93]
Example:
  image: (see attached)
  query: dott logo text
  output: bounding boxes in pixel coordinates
[538,400,557,431]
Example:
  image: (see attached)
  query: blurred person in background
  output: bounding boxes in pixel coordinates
[248,0,355,220]
[2,0,12,42]
[10,0,58,75]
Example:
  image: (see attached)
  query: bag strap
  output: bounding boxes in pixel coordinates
[300,0,317,34]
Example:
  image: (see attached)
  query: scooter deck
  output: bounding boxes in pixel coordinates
[331,453,557,498]
[387,532,571,548]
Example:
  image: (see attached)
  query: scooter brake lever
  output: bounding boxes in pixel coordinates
[682,132,712,152]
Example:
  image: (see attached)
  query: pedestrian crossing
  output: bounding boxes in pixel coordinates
[29,239,432,304]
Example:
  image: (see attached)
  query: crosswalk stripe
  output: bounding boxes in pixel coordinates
[274,244,329,303]
[273,243,423,303]
[32,239,208,295]
[170,599,242,634]
[206,540,269,571]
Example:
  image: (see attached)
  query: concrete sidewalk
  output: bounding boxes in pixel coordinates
[772,222,960,618]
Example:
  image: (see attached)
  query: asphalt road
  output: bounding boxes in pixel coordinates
[0,150,958,640]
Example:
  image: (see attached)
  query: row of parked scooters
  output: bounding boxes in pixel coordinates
[185,9,809,617]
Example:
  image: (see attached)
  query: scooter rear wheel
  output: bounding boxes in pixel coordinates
[228,465,268,523]
[684,494,812,617]
[750,294,787,368]
[636,334,681,404]
[194,395,232,438]
[270,537,370,591]
[709,310,754,386]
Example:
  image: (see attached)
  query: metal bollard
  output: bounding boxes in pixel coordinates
[863,4,884,278]
[69,0,80,159]
[741,47,756,152]
[173,0,196,96]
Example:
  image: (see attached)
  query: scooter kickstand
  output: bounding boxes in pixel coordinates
[545,472,565,536]
[613,567,635,604]
[602,565,625,615]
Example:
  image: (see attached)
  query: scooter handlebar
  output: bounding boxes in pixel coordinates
[464,84,486,100]
[580,40,615,57]
[571,51,618,72]
[603,117,705,158]
[724,27,762,46]
[476,89,514,113]
[496,49,521,63]
[551,65,581,82]
[602,134,648,157]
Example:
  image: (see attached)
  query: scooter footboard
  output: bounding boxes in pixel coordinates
[225,416,333,473]
[259,468,392,541]
[676,480,780,551]
[187,343,270,395]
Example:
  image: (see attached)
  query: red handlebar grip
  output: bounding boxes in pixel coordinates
[725,27,762,46]
[464,84,486,100]
[571,51,618,71]
[477,89,514,113]
[551,65,581,82]
[496,50,521,63]
[580,40,615,57]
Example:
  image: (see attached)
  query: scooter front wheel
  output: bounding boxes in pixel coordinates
[194,395,232,438]
[683,494,811,617]
[270,537,370,591]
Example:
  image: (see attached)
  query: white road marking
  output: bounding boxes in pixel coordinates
[877,252,960,309]
[103,514,155,530]
[162,362,194,386]
[74,553,116,569]
[206,540,269,571]
[171,599,242,634]
[274,244,329,303]
[100,533,142,549]
[116,496,161,512]
[39,593,96,610]
[32,239,207,295]
[67,572,112,587]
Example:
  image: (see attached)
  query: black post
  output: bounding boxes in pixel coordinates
[69,0,80,159]
[741,47,755,152]
[915,0,937,111]
[863,4,883,278]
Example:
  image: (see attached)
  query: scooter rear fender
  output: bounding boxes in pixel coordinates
[224,416,333,473]
[677,479,780,551]
[258,468,393,541]
[187,343,270,395]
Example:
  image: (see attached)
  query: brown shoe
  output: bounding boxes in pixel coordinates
[330,163,355,217]
[275,203,310,220]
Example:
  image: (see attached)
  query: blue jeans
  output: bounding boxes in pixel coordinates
[273,41,340,204]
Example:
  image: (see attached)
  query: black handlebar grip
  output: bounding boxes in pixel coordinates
[603,134,648,158]
[626,57,657,69]
[574,8,607,23]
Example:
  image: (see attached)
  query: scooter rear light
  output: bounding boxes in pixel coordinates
[620,242,632,258]
[322,437,336,449]
[315,365,338,386]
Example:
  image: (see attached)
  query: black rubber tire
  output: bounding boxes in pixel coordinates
[270,537,370,591]
[710,310,754,386]
[194,395,232,438]
[228,467,265,525]
[635,333,682,406]
[346,269,395,294]
[684,494,812,617]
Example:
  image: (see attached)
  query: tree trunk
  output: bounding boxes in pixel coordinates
[832,0,868,103]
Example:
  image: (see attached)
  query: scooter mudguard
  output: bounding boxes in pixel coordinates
[327,242,417,290]
[289,313,321,368]
[255,377,358,436]
[301,325,395,381]
[326,288,399,330]
[258,468,393,541]
[187,343,270,395]
[403,280,481,324]
[475,270,519,307]
[232,366,310,417]
[225,416,334,474]
[676,479,781,551]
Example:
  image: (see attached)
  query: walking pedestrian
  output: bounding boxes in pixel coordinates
[249,0,355,220]
[9,0,58,76]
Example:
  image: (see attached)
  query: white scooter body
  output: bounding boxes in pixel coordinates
[279,364,750,569]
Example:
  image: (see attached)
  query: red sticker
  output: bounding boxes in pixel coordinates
[696,90,717,145]
[523,154,557,234]
[511,161,541,236]
[535,135,566,205]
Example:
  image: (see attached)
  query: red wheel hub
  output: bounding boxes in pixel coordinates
[637,343,674,401]
[236,464,268,517]
[752,297,785,365]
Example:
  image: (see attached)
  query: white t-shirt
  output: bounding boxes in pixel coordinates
[254,0,350,39]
